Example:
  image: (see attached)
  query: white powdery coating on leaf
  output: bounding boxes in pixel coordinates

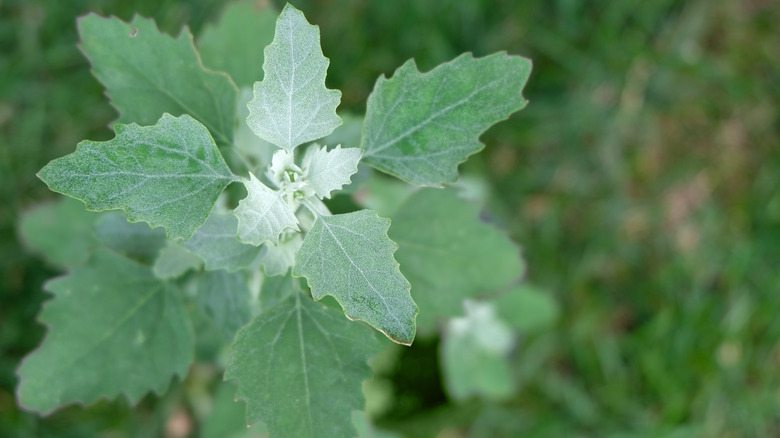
[234,173,299,246]
[360,52,532,186]
[293,210,418,345]
[246,4,341,151]
[301,144,362,199]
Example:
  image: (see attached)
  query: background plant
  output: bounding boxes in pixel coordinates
[2,0,779,437]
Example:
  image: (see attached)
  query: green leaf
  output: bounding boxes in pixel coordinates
[195,270,252,339]
[247,4,342,151]
[78,14,237,146]
[153,241,202,279]
[441,300,516,401]
[361,52,532,186]
[18,197,99,269]
[197,0,277,88]
[258,273,295,312]
[388,188,524,333]
[293,210,417,345]
[491,285,559,333]
[94,211,166,261]
[16,248,194,414]
[225,293,381,438]
[182,211,266,272]
[234,173,299,246]
[301,145,362,199]
[38,114,236,240]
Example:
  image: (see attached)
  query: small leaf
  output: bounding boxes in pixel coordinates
[78,14,237,146]
[301,145,362,199]
[247,4,342,151]
[225,293,381,438]
[153,241,202,279]
[388,188,524,333]
[16,248,194,414]
[441,300,516,401]
[182,211,266,272]
[197,0,277,88]
[234,173,299,245]
[195,270,253,339]
[38,114,236,240]
[293,210,417,345]
[94,211,167,261]
[18,197,99,269]
[361,52,532,186]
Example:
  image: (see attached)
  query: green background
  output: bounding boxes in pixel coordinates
[2,0,779,436]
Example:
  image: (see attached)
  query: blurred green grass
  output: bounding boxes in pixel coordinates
[1,0,779,436]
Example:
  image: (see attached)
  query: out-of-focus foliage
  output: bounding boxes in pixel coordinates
[2,0,779,437]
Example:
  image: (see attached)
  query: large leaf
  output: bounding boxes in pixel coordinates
[225,293,381,438]
[78,14,237,146]
[247,4,342,151]
[182,211,266,272]
[16,248,194,414]
[197,0,277,88]
[234,173,299,246]
[388,188,524,333]
[18,197,99,269]
[293,210,417,345]
[38,114,236,240]
[301,145,362,199]
[361,52,532,186]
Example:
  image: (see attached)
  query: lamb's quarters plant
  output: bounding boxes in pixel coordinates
[17,2,535,436]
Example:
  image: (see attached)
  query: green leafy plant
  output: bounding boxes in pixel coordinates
[17,2,536,436]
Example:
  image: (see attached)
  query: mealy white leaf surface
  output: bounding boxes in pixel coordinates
[234,173,299,246]
[301,145,362,199]
[246,4,341,151]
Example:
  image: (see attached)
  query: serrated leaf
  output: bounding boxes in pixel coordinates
[301,145,362,199]
[182,211,266,272]
[78,14,237,146]
[197,0,277,88]
[293,210,417,345]
[388,188,524,333]
[18,197,99,268]
[153,241,202,279]
[195,270,252,339]
[16,248,194,414]
[235,173,299,246]
[225,293,381,438]
[247,4,342,151]
[37,114,236,240]
[95,211,167,261]
[441,300,516,401]
[361,52,532,186]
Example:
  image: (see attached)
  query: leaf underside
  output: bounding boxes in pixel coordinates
[388,188,524,333]
[225,293,381,438]
[361,52,532,186]
[293,210,418,345]
[78,14,237,146]
[37,114,236,240]
[247,4,342,151]
[16,248,194,415]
